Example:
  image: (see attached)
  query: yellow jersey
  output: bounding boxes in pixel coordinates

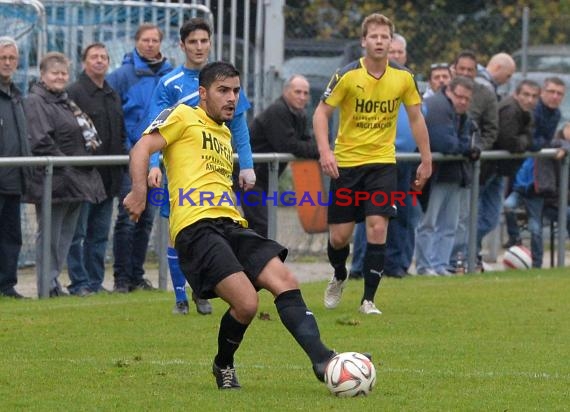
[143,105,246,243]
[322,58,421,167]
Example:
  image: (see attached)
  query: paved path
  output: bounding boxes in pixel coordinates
[12,251,568,299]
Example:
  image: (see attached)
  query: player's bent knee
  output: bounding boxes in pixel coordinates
[329,233,350,249]
[232,295,259,322]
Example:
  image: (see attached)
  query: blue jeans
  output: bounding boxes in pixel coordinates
[503,191,544,268]
[385,162,420,275]
[0,194,22,292]
[350,222,366,274]
[113,172,156,286]
[415,182,462,274]
[476,174,506,253]
[450,187,470,267]
[67,198,114,292]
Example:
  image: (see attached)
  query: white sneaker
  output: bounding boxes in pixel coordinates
[324,276,346,309]
[359,300,382,315]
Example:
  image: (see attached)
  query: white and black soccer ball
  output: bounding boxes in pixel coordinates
[503,245,532,270]
[324,352,376,397]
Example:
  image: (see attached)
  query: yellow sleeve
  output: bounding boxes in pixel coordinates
[143,106,188,145]
[401,74,422,107]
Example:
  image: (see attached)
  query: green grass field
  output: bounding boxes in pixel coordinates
[1,268,569,411]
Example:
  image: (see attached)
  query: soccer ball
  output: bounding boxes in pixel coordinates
[503,245,532,270]
[324,352,376,397]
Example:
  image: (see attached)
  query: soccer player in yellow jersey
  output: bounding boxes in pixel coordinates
[313,13,432,314]
[123,62,336,389]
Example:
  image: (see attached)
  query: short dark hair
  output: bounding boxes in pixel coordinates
[544,76,566,88]
[180,18,212,42]
[81,42,107,62]
[515,79,540,94]
[449,75,475,92]
[199,61,240,89]
[454,50,477,66]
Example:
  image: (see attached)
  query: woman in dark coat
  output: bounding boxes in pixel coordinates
[23,52,105,297]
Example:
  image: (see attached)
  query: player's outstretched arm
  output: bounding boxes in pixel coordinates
[124,131,166,222]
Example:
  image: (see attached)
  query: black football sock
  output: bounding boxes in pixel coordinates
[214,309,249,368]
[362,243,385,303]
[275,289,333,364]
[327,240,349,281]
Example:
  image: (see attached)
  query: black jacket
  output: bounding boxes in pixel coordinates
[249,96,318,186]
[0,82,31,195]
[67,72,126,197]
[23,82,106,204]
[483,95,534,181]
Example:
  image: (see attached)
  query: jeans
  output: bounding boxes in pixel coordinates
[476,174,506,253]
[350,222,366,274]
[385,162,420,274]
[67,197,114,292]
[415,182,462,274]
[0,194,22,292]
[113,172,156,286]
[503,191,544,268]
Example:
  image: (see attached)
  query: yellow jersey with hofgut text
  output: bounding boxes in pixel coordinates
[322,57,421,167]
[143,105,246,243]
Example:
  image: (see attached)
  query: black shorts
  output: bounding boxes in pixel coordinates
[328,163,398,224]
[174,218,288,299]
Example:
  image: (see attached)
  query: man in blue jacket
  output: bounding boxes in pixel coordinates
[146,18,255,314]
[107,23,173,293]
[415,76,480,276]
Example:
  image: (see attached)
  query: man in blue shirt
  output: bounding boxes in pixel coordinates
[146,18,255,315]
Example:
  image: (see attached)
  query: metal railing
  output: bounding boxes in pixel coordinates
[1,149,568,297]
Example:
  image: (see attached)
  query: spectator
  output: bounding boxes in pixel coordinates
[448,50,498,271]
[476,79,540,259]
[23,52,106,297]
[542,123,570,238]
[476,52,516,100]
[313,14,432,314]
[423,62,452,99]
[415,76,480,276]
[65,43,126,294]
[351,32,420,279]
[0,36,31,299]
[107,23,173,293]
[245,74,318,237]
[123,61,336,389]
[529,77,566,151]
[503,77,566,267]
[146,18,255,315]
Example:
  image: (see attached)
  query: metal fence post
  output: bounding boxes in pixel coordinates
[467,159,481,273]
[157,215,169,290]
[557,153,569,267]
[39,160,53,298]
[267,157,280,240]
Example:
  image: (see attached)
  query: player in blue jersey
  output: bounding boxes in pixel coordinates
[147,18,255,315]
